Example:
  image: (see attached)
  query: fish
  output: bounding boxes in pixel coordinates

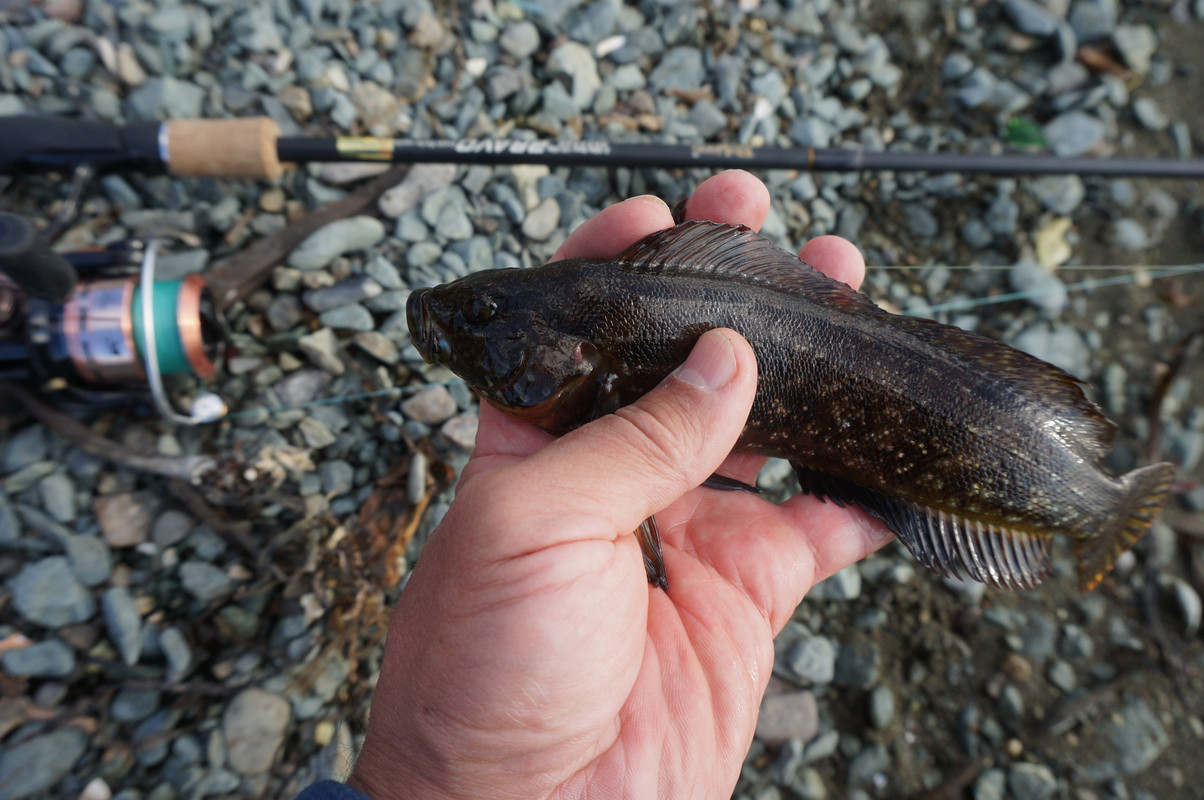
[406,220,1176,592]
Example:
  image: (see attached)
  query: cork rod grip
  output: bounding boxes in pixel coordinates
[164,117,284,180]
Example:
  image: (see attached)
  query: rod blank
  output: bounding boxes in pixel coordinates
[276,136,1204,178]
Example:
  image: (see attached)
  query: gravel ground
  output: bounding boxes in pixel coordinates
[0,1,1202,799]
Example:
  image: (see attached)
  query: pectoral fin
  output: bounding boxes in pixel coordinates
[636,516,668,590]
[702,473,762,493]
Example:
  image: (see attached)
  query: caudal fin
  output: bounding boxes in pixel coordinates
[1075,462,1176,591]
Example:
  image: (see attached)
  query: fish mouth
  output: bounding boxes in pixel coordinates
[406,289,450,365]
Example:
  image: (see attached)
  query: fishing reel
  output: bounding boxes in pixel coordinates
[0,212,227,424]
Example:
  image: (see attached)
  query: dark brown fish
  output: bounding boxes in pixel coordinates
[406,220,1176,592]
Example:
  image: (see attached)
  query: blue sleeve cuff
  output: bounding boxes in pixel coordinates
[295,780,374,800]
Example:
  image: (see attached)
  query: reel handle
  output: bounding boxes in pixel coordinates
[0,212,77,303]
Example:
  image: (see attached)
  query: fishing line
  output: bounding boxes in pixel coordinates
[912,263,1204,315]
[871,262,1204,271]
[219,381,463,420]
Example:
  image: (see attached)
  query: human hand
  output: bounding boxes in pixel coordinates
[349,170,893,800]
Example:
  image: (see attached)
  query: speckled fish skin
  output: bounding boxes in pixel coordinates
[407,220,1176,592]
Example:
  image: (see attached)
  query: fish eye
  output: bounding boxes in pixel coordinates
[466,294,498,325]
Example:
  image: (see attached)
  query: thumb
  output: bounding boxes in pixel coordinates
[513,328,758,537]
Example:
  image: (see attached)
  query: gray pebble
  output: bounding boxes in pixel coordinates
[787,633,836,685]
[648,46,705,93]
[755,690,818,746]
[902,203,939,238]
[955,68,998,108]
[402,385,459,425]
[1113,24,1157,74]
[1110,217,1149,250]
[1001,0,1059,37]
[353,331,401,364]
[813,564,862,600]
[319,304,375,332]
[789,117,834,148]
[111,688,161,722]
[365,255,404,290]
[1132,97,1169,131]
[287,217,386,270]
[1029,175,1084,215]
[266,294,303,334]
[847,743,890,789]
[1070,0,1117,42]
[9,556,95,628]
[1047,659,1077,692]
[1010,323,1090,377]
[304,276,383,312]
[1009,262,1067,316]
[103,586,143,666]
[159,626,192,682]
[566,0,618,45]
[1060,624,1095,659]
[62,533,110,587]
[1,638,75,678]
[1007,762,1057,800]
[522,196,561,241]
[0,728,88,800]
[125,76,204,120]
[833,641,880,688]
[1043,111,1106,157]
[985,194,1019,236]
[298,417,337,449]
[422,187,474,241]
[498,21,540,59]
[152,510,194,549]
[3,425,47,472]
[1167,577,1202,638]
[869,685,895,729]
[942,53,974,81]
[548,42,601,109]
[318,460,355,497]
[441,413,480,451]
[804,729,840,763]
[998,684,1024,722]
[36,471,74,523]
[0,493,17,544]
[960,218,994,249]
[299,328,345,375]
[973,768,1007,800]
[223,688,292,775]
[4,461,56,494]
[179,560,233,603]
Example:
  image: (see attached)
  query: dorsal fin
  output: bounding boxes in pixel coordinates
[613,220,880,311]
[615,220,1116,456]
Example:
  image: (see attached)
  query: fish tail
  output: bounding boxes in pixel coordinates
[1075,462,1177,592]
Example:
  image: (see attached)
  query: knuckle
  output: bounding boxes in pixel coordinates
[612,394,704,475]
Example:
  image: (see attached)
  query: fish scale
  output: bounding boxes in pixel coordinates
[407,220,1176,592]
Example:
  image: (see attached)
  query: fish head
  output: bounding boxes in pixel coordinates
[407,269,620,434]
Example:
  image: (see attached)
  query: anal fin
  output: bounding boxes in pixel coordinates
[791,464,1053,591]
[636,516,668,590]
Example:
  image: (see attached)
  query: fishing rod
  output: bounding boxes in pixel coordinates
[3,114,1204,182]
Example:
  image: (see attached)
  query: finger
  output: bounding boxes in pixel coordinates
[800,234,865,291]
[470,401,554,460]
[552,195,674,260]
[508,329,758,541]
[678,169,771,231]
[714,452,768,488]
